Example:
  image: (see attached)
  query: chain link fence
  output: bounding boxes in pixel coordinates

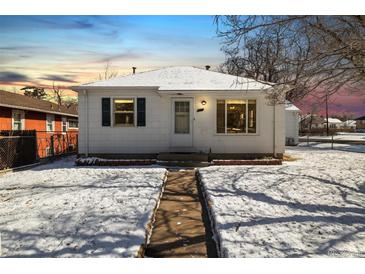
[0,130,37,170]
[0,130,78,170]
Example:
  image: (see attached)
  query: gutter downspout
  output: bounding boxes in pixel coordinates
[273,102,276,158]
[84,90,89,157]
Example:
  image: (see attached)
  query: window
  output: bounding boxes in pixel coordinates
[174,101,190,134]
[68,119,78,129]
[62,117,67,132]
[12,109,24,130]
[46,114,54,132]
[216,99,257,134]
[114,98,134,126]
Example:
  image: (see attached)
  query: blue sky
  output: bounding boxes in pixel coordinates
[0,16,223,90]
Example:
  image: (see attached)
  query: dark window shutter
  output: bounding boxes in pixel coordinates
[137,98,146,127]
[101,98,111,126]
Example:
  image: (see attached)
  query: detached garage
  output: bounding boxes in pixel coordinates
[285,101,300,146]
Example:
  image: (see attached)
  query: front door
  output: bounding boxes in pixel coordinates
[170,98,193,148]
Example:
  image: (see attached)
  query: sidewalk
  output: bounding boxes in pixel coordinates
[145,170,217,258]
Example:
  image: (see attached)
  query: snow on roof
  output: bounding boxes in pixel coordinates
[344,120,356,126]
[325,118,343,123]
[74,66,272,91]
[285,100,300,111]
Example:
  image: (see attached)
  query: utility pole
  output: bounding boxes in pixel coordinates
[325,92,329,136]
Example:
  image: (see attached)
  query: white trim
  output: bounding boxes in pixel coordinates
[11,109,25,130]
[0,103,78,118]
[112,97,137,127]
[46,114,55,132]
[170,97,194,148]
[72,86,269,93]
[61,116,68,133]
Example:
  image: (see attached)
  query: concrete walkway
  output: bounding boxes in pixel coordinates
[145,170,217,258]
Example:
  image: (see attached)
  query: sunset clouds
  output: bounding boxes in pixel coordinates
[0,16,222,91]
[0,15,363,116]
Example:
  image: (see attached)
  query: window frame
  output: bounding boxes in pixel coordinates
[68,119,78,129]
[46,114,55,132]
[112,97,137,127]
[12,109,25,130]
[214,97,259,136]
[61,116,68,133]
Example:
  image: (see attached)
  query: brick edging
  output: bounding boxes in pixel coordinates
[195,170,222,257]
[212,159,282,165]
[137,170,168,258]
[75,158,157,166]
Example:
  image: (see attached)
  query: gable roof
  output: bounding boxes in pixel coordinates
[285,100,300,112]
[325,118,343,124]
[0,90,78,117]
[72,66,272,92]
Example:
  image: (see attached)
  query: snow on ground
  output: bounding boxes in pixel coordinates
[300,133,365,142]
[0,156,166,257]
[198,146,365,257]
[298,142,365,153]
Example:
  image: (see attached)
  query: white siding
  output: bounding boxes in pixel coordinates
[78,89,285,155]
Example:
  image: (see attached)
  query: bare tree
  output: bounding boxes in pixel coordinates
[21,86,47,99]
[98,61,118,80]
[52,82,63,106]
[215,16,365,102]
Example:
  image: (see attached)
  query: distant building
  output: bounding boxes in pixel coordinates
[300,114,325,130]
[355,115,365,130]
[285,101,300,145]
[324,118,343,129]
[343,120,356,129]
[0,90,78,158]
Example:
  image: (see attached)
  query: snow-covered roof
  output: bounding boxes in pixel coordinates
[73,66,272,92]
[285,100,300,112]
[325,118,343,124]
[344,120,356,126]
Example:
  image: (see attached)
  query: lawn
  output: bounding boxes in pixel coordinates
[198,146,365,257]
[0,156,167,257]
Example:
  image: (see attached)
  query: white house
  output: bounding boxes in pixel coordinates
[285,101,300,145]
[343,120,356,129]
[324,118,343,129]
[72,66,285,159]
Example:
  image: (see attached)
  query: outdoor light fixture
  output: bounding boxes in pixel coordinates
[201,100,207,105]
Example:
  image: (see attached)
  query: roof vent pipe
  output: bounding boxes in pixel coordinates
[205,65,210,70]
[132,67,137,74]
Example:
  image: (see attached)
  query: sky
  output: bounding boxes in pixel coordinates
[0,15,363,117]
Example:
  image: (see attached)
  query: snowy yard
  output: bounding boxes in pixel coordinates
[198,146,365,257]
[0,156,167,257]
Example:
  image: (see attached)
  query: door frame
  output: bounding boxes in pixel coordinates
[170,97,194,148]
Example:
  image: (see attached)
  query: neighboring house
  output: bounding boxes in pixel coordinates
[300,114,325,130]
[0,90,78,158]
[285,101,300,145]
[355,115,365,130]
[72,66,286,159]
[324,118,343,129]
[343,120,356,129]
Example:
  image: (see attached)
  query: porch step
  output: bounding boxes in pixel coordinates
[157,153,209,162]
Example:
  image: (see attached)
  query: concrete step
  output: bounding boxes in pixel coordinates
[157,160,210,167]
[157,153,209,162]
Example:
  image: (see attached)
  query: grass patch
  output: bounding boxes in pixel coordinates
[283,154,299,162]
